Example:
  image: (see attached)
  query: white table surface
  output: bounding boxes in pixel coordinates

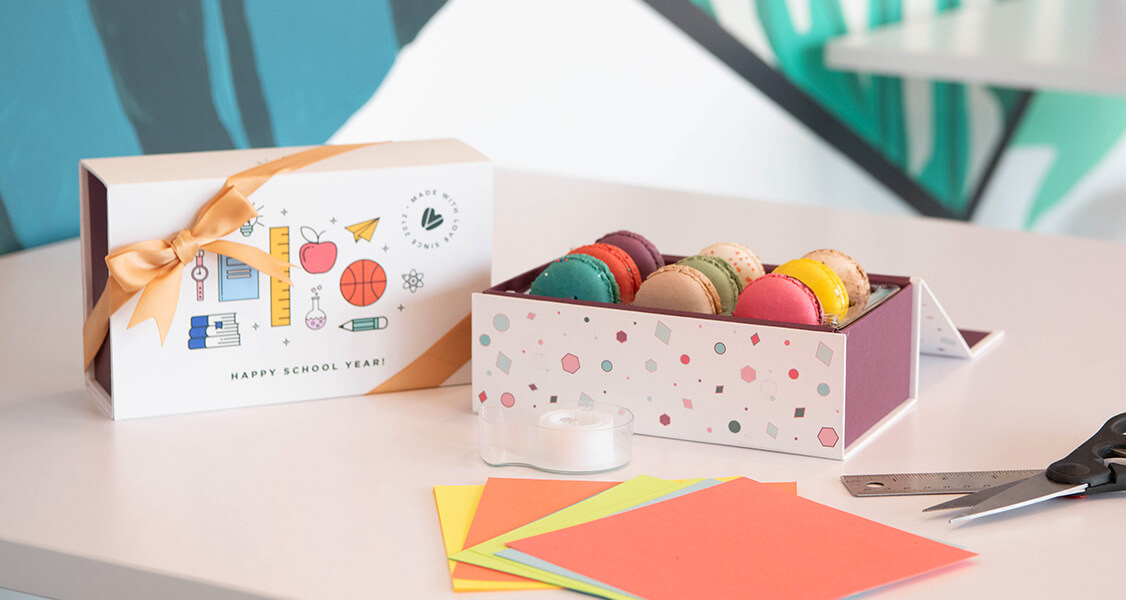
[826,0,1126,95]
[2,169,1125,600]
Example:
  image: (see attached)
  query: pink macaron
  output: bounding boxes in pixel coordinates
[732,273,824,325]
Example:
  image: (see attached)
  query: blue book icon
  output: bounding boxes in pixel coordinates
[218,256,259,302]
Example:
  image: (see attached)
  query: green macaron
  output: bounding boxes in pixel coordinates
[676,255,744,314]
[529,254,621,303]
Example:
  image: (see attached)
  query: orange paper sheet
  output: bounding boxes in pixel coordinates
[507,478,975,600]
[452,477,619,583]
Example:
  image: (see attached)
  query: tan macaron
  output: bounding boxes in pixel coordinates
[802,249,870,307]
[633,264,722,315]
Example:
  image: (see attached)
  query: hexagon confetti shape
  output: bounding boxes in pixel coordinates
[616,330,628,343]
[817,427,839,448]
[561,353,581,374]
[740,366,756,383]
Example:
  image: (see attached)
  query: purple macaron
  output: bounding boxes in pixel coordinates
[596,231,664,279]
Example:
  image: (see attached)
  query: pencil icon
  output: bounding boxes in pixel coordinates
[339,316,388,332]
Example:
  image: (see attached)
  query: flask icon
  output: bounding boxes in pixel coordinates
[305,285,326,330]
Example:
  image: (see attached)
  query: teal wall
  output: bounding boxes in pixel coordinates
[0,0,446,254]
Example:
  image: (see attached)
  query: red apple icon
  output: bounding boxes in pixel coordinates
[299,226,337,274]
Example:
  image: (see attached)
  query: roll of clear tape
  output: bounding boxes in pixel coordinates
[537,407,617,472]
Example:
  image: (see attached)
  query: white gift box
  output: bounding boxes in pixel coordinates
[472,258,1001,460]
[81,140,491,419]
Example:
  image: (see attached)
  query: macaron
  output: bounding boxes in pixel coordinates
[772,258,849,323]
[569,243,642,303]
[700,242,765,287]
[633,264,721,315]
[802,249,870,307]
[529,254,620,303]
[676,255,743,315]
[733,273,823,326]
[596,231,664,279]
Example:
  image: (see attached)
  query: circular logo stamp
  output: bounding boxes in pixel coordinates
[400,189,459,250]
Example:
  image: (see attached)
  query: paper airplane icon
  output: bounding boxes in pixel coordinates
[345,217,380,242]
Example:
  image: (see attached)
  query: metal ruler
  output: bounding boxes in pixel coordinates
[841,470,1043,497]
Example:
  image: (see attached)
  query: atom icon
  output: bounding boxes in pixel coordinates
[402,269,425,293]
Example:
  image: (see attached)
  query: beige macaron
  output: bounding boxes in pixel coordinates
[802,249,870,307]
[633,264,722,314]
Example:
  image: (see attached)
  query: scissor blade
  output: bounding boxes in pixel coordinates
[923,479,1023,512]
[949,472,1087,523]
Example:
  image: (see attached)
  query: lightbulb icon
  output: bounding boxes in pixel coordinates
[240,205,265,236]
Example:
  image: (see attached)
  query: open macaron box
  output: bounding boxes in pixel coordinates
[472,256,1002,460]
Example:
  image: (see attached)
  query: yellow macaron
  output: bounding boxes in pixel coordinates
[772,258,849,323]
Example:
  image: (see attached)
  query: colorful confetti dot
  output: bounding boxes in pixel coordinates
[584,317,590,323]
[817,383,830,396]
[493,314,510,331]
[818,427,840,448]
[680,354,690,365]
[816,342,834,366]
[601,360,613,372]
[479,334,491,346]
[561,353,581,374]
[784,339,790,346]
[788,369,799,380]
[496,352,512,374]
[714,342,726,354]
[500,392,516,407]
[728,420,741,433]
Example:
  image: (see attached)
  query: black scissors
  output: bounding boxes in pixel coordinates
[925,412,1126,522]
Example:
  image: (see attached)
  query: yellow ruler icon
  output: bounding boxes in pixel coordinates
[269,226,291,326]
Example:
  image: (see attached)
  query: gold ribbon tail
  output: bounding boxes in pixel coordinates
[368,314,473,395]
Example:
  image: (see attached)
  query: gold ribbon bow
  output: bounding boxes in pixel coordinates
[83,144,374,368]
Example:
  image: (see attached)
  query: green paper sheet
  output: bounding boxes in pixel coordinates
[450,475,702,599]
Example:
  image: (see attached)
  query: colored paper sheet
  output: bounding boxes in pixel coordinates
[495,479,799,594]
[452,477,619,583]
[432,485,555,592]
[451,476,708,599]
[507,478,977,600]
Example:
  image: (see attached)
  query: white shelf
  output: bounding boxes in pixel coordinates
[826,0,1126,95]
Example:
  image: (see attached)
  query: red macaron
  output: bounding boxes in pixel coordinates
[569,243,643,303]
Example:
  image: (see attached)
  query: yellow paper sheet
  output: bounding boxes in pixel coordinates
[450,475,701,599]
[433,485,557,592]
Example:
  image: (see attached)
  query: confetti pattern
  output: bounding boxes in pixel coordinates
[471,297,850,459]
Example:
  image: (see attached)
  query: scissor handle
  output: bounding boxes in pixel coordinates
[1046,412,1126,493]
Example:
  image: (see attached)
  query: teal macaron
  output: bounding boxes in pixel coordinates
[676,255,744,314]
[529,254,621,303]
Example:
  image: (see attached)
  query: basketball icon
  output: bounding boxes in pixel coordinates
[339,259,387,306]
